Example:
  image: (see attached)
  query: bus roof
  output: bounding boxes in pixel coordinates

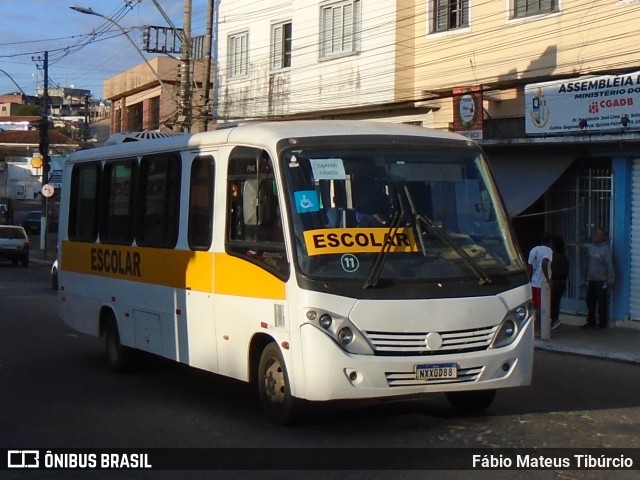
[67,120,475,163]
[220,120,472,146]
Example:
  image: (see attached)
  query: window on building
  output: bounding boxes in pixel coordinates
[320,0,361,59]
[513,0,557,18]
[102,160,136,244]
[271,21,292,71]
[188,156,215,251]
[114,108,122,133]
[68,163,101,241]
[127,102,143,132]
[228,31,249,78]
[137,153,181,248]
[432,0,469,32]
[149,97,160,131]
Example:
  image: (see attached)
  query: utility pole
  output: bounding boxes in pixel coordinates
[212,0,220,125]
[83,95,91,142]
[199,0,214,132]
[179,0,192,132]
[38,51,50,192]
[34,51,51,257]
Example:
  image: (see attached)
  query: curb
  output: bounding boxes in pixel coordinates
[535,339,640,365]
[30,257,55,267]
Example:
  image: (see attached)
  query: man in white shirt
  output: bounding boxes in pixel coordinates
[527,232,553,337]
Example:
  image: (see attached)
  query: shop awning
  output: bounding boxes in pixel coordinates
[487,151,575,217]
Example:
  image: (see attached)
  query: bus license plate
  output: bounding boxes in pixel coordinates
[415,363,457,380]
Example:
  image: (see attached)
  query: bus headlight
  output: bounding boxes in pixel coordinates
[491,302,531,349]
[319,314,333,329]
[304,309,373,355]
[337,327,354,345]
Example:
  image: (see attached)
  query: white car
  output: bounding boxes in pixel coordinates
[0,225,29,267]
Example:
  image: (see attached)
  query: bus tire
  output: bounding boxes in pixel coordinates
[258,342,298,425]
[105,318,137,373]
[445,389,496,414]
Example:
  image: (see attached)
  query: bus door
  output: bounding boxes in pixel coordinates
[216,147,289,380]
[178,153,219,372]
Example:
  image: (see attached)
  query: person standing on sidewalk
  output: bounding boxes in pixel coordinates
[582,228,615,329]
[528,232,553,337]
[550,235,569,332]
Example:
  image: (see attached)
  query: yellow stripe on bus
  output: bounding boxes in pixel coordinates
[303,227,418,256]
[213,253,285,299]
[61,241,285,299]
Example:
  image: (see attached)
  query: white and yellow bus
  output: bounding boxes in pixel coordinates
[58,120,533,424]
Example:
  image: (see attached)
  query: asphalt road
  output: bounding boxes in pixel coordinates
[1,262,640,480]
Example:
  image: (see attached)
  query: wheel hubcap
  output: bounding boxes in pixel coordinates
[263,358,285,404]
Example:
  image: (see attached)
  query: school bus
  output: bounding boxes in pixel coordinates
[58,120,533,424]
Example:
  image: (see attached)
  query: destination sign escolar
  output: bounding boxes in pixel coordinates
[303,228,418,256]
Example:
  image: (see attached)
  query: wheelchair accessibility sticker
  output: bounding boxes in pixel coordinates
[294,190,320,213]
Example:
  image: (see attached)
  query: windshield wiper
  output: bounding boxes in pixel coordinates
[402,185,428,257]
[403,185,492,286]
[363,191,405,289]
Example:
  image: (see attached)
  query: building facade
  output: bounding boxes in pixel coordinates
[215,0,640,323]
[104,56,210,134]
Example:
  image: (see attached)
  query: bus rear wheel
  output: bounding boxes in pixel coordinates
[104,318,137,373]
[258,342,298,425]
[445,389,496,414]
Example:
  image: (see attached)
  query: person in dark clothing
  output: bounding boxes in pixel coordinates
[582,228,615,329]
[550,235,569,331]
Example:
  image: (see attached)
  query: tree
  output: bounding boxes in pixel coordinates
[15,104,42,116]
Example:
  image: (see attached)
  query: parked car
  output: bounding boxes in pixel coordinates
[21,210,58,234]
[51,259,58,290]
[0,225,29,267]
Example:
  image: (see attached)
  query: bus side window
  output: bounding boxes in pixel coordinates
[226,147,288,279]
[187,155,214,250]
[68,163,101,241]
[102,160,136,244]
[137,152,181,248]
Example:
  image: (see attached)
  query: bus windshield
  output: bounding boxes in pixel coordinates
[281,142,523,283]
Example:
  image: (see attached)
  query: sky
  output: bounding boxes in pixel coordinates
[0,0,209,100]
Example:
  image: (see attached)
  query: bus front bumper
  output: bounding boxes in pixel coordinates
[296,319,534,402]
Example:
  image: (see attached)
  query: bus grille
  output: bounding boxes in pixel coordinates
[385,366,483,387]
[363,325,499,356]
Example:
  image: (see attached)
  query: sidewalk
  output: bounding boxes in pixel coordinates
[535,314,640,364]
[27,231,58,264]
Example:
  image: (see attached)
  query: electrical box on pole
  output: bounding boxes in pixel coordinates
[142,25,183,54]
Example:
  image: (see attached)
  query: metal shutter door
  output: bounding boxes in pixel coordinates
[630,159,640,320]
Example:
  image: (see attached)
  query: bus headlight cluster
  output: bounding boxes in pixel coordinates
[491,302,531,349]
[305,309,374,355]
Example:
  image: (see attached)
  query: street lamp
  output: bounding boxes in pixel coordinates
[70,6,179,107]
[0,68,27,98]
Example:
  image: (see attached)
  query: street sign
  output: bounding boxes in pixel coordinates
[31,154,43,169]
[41,184,55,198]
[49,170,63,188]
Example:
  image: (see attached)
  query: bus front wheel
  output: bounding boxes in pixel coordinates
[104,318,137,373]
[258,342,298,425]
[445,389,496,414]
